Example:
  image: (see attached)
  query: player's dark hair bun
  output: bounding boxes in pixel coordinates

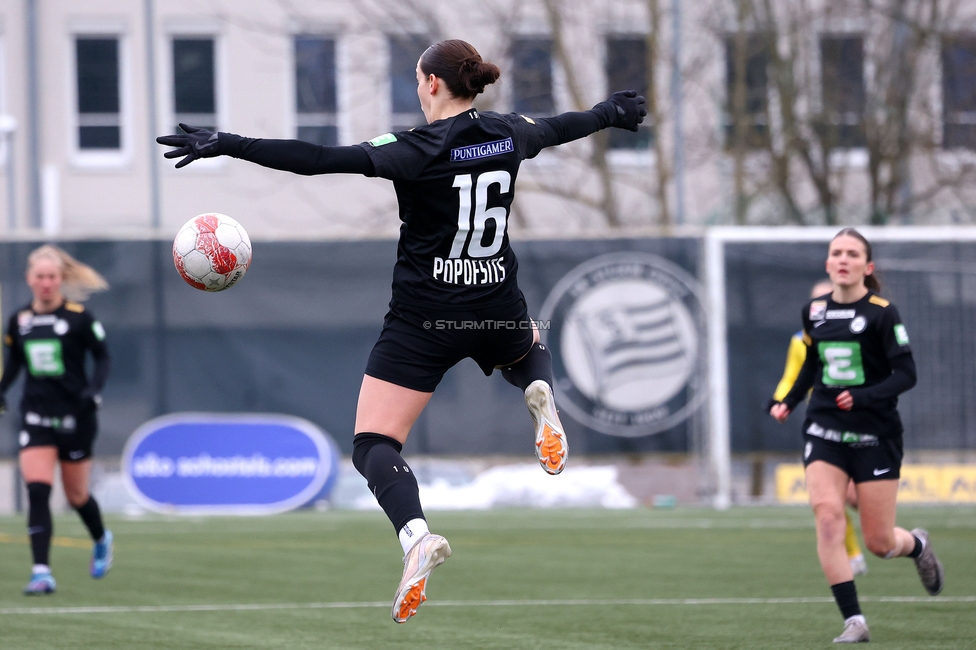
[457,56,501,96]
[421,40,500,100]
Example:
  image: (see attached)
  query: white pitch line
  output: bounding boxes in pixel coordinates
[1,596,974,616]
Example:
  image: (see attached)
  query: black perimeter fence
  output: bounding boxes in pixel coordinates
[1,237,972,459]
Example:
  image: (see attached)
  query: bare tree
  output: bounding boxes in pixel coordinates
[647,0,674,228]
[717,0,976,226]
[542,0,621,227]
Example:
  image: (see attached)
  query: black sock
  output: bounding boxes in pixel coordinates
[501,342,553,391]
[908,534,924,558]
[26,482,53,567]
[830,580,862,619]
[352,433,425,533]
[74,496,105,542]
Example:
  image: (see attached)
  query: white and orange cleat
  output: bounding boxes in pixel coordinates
[392,533,452,624]
[525,379,567,475]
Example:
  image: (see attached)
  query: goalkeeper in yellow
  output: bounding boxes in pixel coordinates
[770,280,867,576]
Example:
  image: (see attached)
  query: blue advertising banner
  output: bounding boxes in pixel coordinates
[122,413,339,514]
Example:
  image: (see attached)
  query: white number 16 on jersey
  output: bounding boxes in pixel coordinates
[449,171,511,259]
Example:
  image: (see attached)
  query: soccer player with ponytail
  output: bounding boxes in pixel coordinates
[769,229,944,643]
[0,245,113,594]
[158,38,646,622]
[769,279,868,578]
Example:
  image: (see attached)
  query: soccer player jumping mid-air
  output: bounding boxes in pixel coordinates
[158,39,646,623]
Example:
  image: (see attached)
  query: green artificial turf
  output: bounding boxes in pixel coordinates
[0,506,973,649]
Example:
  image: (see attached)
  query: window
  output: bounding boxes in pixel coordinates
[511,37,554,115]
[172,38,216,133]
[724,35,769,148]
[389,34,428,132]
[295,36,337,146]
[0,36,8,167]
[76,37,120,149]
[942,35,976,150]
[820,36,866,148]
[606,36,652,150]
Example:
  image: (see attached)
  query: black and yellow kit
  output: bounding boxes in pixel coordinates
[0,301,110,460]
[780,291,916,481]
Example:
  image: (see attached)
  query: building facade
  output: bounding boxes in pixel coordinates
[0,0,975,239]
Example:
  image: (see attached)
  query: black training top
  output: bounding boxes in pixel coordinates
[782,291,916,437]
[0,301,110,414]
[359,109,557,308]
[218,105,618,308]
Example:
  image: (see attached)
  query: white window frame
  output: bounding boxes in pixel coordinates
[162,19,226,171]
[68,21,132,169]
[603,32,654,167]
[508,34,557,118]
[386,32,428,133]
[289,32,340,145]
[940,33,976,152]
[818,32,868,158]
[0,30,9,168]
[335,35,351,146]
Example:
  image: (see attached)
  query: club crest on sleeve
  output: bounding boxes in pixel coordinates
[809,300,827,321]
[894,323,910,345]
[369,133,397,147]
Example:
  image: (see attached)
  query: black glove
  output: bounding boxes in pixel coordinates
[79,388,102,412]
[606,90,647,132]
[0,395,6,416]
[156,124,220,168]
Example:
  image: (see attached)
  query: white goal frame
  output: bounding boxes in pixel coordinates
[704,225,976,510]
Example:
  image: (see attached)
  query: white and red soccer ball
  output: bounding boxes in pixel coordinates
[173,213,252,291]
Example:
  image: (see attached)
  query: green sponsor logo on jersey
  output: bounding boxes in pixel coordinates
[818,341,865,386]
[894,323,909,345]
[24,339,65,377]
[92,321,106,341]
[369,133,397,147]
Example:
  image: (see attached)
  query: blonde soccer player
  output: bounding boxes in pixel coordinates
[0,245,113,594]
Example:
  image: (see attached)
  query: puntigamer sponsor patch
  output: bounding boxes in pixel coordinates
[450,137,513,162]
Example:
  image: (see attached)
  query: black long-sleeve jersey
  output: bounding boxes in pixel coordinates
[218,105,619,308]
[782,291,916,437]
[0,301,110,413]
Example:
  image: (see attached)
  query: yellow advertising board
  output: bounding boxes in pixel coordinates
[897,465,944,502]
[775,464,809,504]
[943,466,976,503]
[775,464,976,503]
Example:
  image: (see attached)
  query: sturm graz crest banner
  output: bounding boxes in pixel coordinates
[539,252,708,437]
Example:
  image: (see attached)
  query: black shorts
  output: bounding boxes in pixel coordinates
[801,420,903,483]
[365,298,535,392]
[18,408,98,462]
